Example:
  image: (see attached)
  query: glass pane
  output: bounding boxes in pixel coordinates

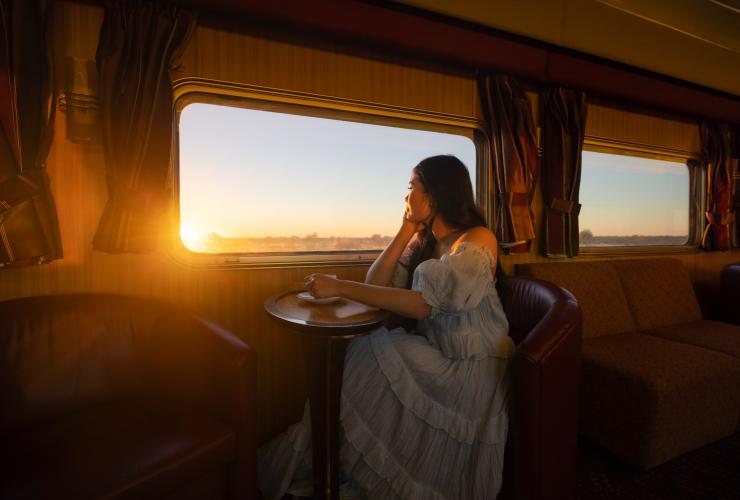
[579,150,689,247]
[178,103,477,253]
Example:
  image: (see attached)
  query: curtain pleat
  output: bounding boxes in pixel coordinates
[687,159,704,246]
[93,0,195,253]
[733,126,740,248]
[542,87,587,258]
[478,74,537,253]
[700,121,738,251]
[0,0,62,267]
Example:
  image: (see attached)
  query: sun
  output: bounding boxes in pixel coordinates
[180,224,205,251]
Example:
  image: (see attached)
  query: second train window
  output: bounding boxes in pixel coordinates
[579,150,690,247]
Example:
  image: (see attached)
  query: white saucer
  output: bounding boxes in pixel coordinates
[297,292,341,305]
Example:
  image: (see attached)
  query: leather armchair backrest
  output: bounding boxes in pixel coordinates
[500,275,574,345]
[0,294,174,437]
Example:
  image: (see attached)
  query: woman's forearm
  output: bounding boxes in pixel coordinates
[339,280,431,320]
[365,224,416,286]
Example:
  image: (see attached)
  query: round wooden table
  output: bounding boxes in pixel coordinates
[264,290,389,500]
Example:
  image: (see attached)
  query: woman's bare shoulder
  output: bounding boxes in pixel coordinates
[455,226,498,255]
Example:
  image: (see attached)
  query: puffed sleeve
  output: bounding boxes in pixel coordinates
[412,242,494,316]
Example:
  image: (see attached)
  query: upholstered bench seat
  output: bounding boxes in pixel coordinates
[1,403,236,500]
[517,258,740,469]
[581,332,740,469]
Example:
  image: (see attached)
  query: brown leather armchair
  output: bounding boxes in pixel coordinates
[720,263,740,325]
[499,276,583,500]
[0,293,256,500]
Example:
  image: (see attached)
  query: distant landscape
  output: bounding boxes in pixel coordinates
[189,229,689,253]
[195,232,394,253]
[579,229,687,247]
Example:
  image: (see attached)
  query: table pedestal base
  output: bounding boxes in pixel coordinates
[301,336,350,500]
[264,291,387,500]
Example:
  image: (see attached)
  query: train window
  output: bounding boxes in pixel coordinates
[176,100,478,261]
[579,150,690,247]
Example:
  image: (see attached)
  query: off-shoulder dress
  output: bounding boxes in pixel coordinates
[258,241,514,500]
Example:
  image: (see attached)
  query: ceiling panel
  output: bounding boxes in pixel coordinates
[595,0,740,53]
[563,0,740,96]
[395,0,740,97]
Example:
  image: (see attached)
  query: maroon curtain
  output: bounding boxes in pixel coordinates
[700,121,739,251]
[478,74,537,253]
[542,87,587,258]
[93,0,195,253]
[0,0,62,266]
[734,126,740,248]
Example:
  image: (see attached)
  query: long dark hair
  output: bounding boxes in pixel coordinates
[404,155,507,291]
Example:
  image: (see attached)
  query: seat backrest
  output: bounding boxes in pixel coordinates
[517,258,703,335]
[0,294,174,437]
[516,261,636,338]
[612,258,702,329]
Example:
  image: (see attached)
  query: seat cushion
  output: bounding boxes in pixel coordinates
[643,320,740,361]
[644,320,740,429]
[516,261,636,338]
[612,259,702,330]
[0,402,235,500]
[580,332,740,469]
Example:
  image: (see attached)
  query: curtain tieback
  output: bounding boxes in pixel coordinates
[504,191,529,206]
[0,175,39,214]
[110,186,170,212]
[550,197,581,215]
[705,211,734,225]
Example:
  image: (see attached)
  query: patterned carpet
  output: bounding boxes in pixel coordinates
[275,433,740,499]
[576,433,740,500]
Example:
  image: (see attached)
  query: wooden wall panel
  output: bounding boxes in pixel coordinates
[1,0,738,445]
[181,25,477,118]
[586,103,701,154]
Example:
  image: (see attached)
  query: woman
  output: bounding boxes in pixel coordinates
[259,155,514,500]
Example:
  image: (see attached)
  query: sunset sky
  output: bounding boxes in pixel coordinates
[580,151,688,237]
[178,103,476,246]
[178,103,688,251]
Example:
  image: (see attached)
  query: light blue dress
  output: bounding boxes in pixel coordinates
[259,242,514,500]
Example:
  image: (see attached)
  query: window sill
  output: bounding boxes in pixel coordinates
[578,245,700,258]
[168,241,379,270]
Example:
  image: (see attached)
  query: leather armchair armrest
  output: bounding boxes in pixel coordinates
[720,263,740,325]
[503,277,582,500]
[143,313,256,500]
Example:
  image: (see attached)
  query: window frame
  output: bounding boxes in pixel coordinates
[578,138,702,256]
[170,79,489,269]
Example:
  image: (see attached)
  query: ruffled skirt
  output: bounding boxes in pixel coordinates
[258,327,511,500]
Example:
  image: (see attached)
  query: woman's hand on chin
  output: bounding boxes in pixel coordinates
[305,273,342,298]
[402,212,427,235]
